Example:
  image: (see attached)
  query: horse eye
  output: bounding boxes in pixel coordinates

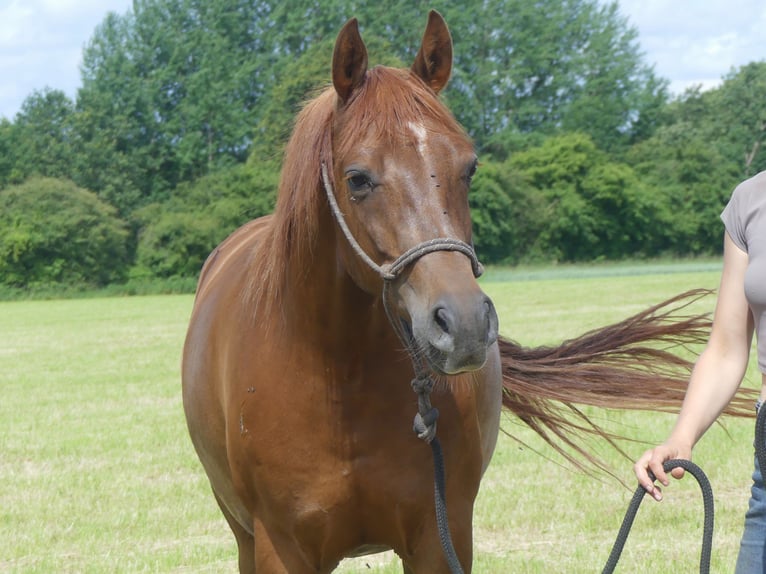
[345,171,374,197]
[466,159,478,182]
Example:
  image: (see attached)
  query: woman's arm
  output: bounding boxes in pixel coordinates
[634,231,754,500]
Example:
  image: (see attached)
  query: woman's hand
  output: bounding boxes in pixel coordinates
[633,442,692,501]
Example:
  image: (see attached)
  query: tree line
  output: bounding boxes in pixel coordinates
[1,0,765,289]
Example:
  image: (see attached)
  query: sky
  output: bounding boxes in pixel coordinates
[1,0,765,121]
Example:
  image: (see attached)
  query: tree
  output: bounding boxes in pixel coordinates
[557,2,671,152]
[510,133,655,261]
[5,0,752,275]
[622,63,766,256]
[469,160,546,264]
[252,33,404,159]
[0,178,130,287]
[16,89,76,177]
[627,122,740,255]
[70,0,665,215]
[0,119,19,187]
[75,11,155,213]
[706,62,766,177]
[77,1,272,213]
[435,0,667,155]
[132,162,278,278]
[0,89,77,187]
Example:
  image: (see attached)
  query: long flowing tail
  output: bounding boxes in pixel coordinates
[499,289,757,472]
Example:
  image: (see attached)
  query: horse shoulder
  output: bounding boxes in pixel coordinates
[195,216,272,299]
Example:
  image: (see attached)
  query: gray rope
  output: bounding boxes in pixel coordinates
[429,437,465,574]
[756,402,766,486]
[412,375,438,442]
[387,238,484,279]
[321,163,385,277]
[602,459,714,573]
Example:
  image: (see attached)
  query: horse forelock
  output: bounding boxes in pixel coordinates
[246,66,469,314]
[334,66,469,158]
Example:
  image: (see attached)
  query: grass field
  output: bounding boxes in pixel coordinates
[1,263,760,572]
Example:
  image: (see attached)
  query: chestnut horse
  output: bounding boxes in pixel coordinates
[183,11,755,573]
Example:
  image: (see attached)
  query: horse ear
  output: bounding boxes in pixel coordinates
[332,18,369,105]
[411,10,453,93]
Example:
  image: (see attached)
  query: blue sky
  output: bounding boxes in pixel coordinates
[1,0,765,120]
[0,0,132,120]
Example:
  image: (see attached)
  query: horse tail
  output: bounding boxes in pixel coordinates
[498,288,757,473]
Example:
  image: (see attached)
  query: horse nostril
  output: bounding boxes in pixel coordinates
[429,306,456,355]
[434,307,452,335]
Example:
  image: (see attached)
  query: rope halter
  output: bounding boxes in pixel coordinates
[320,162,483,442]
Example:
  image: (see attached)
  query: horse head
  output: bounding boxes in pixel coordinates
[326,11,499,375]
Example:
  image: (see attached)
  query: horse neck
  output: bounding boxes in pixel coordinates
[279,212,393,354]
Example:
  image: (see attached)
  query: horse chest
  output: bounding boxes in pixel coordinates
[230,355,481,520]
[236,359,428,466]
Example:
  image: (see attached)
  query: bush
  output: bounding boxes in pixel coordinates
[510,133,659,262]
[132,163,279,278]
[134,211,221,279]
[470,161,546,264]
[0,177,129,287]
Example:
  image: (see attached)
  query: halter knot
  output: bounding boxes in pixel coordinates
[411,374,439,443]
[413,408,440,443]
[379,265,397,282]
[411,374,435,395]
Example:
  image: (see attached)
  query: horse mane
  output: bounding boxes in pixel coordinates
[245,65,469,314]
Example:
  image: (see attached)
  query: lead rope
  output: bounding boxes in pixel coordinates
[602,458,714,573]
[322,163,477,574]
[605,404,766,572]
[756,402,766,493]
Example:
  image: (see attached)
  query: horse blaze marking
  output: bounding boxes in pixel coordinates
[408,121,429,157]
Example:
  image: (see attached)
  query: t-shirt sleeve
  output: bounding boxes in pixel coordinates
[721,183,748,252]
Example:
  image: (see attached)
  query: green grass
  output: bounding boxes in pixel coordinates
[1,265,760,572]
[0,296,231,572]
[0,276,199,302]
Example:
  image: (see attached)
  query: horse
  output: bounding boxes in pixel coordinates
[182,11,755,573]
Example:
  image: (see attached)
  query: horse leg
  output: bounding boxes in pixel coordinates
[404,534,473,574]
[402,504,474,574]
[251,518,329,574]
[214,493,255,574]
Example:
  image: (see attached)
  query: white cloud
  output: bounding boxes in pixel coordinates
[0,2,34,46]
[611,0,766,95]
[2,1,766,119]
[0,0,132,120]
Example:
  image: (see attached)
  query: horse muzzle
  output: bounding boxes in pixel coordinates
[412,292,499,375]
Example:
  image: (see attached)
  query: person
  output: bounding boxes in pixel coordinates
[634,170,766,573]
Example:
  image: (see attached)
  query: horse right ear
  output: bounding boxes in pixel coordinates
[411,10,452,93]
[332,18,368,105]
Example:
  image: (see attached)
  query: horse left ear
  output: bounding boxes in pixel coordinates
[332,18,369,105]
[411,10,453,93]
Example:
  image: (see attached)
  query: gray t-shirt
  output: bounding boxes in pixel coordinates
[721,170,766,373]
